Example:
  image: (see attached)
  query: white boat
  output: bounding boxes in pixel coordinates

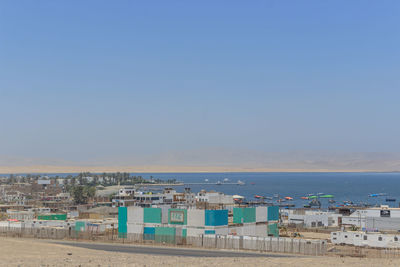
[237,180,245,185]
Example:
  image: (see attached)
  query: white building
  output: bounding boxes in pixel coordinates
[6,210,35,221]
[287,210,341,228]
[196,191,234,205]
[341,206,400,230]
[331,231,400,248]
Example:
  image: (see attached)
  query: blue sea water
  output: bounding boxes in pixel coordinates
[18,172,400,209]
[129,172,400,209]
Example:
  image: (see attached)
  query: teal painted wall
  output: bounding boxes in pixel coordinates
[233,207,244,224]
[118,207,127,237]
[143,208,162,223]
[233,208,256,223]
[182,228,187,238]
[205,210,228,226]
[267,206,279,221]
[168,209,187,225]
[268,223,279,237]
[204,230,215,235]
[75,221,86,232]
[243,207,256,223]
[144,227,155,240]
[38,214,67,220]
[155,227,176,243]
[155,227,176,236]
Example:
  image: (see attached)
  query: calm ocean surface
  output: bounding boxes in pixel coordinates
[138,172,400,209]
[50,172,400,209]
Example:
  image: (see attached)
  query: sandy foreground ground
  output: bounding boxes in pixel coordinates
[0,238,399,267]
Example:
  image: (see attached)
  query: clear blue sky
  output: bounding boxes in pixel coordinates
[0,1,399,164]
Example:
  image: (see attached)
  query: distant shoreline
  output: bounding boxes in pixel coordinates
[0,165,398,174]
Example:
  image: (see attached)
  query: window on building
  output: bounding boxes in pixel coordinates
[378,237,382,241]
[333,237,337,240]
[395,237,398,242]
[344,235,348,238]
[355,235,359,237]
[364,235,367,240]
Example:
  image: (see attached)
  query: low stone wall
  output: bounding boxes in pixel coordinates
[0,226,327,256]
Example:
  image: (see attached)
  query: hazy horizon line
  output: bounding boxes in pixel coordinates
[0,165,398,175]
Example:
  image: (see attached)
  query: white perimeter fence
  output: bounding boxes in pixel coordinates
[0,226,327,256]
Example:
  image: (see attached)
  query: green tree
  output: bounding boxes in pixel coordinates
[70,185,96,204]
[71,186,86,204]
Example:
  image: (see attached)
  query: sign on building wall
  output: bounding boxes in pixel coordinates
[380,210,391,217]
[170,210,185,223]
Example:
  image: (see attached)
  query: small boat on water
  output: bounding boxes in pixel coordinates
[277,203,295,207]
[285,196,293,200]
[329,199,336,203]
[233,195,245,202]
[300,196,309,200]
[309,199,321,207]
[216,181,222,185]
[369,193,387,197]
[254,195,263,199]
[237,180,245,185]
[320,194,334,198]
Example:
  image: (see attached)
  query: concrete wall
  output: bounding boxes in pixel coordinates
[256,207,268,223]
[161,206,170,224]
[0,226,327,256]
[187,227,204,237]
[187,209,205,227]
[366,217,400,231]
[342,216,365,228]
[127,223,143,234]
[240,223,256,236]
[127,206,143,224]
[328,214,342,227]
[213,226,229,236]
[255,224,268,237]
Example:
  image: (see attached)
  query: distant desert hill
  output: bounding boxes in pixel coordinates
[1,150,399,173]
